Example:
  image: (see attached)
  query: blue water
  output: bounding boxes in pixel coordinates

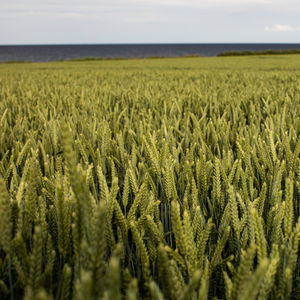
[1,44,300,62]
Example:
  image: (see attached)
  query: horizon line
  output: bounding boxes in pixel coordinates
[1,42,300,46]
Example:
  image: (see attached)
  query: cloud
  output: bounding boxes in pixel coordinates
[264,24,300,32]
[1,0,300,44]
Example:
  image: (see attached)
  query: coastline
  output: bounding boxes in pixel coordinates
[1,49,300,64]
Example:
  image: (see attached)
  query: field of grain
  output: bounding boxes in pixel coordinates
[0,56,299,300]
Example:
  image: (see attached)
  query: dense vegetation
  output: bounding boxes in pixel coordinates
[0,56,299,300]
[217,49,300,56]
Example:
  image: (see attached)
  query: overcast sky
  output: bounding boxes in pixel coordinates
[1,0,300,44]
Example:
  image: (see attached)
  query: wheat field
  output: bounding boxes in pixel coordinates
[0,56,299,299]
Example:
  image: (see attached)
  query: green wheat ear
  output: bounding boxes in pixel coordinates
[258,245,279,300]
[228,185,240,238]
[103,254,122,300]
[90,201,107,296]
[284,177,294,240]
[171,201,186,256]
[250,207,267,263]
[28,226,43,297]
[0,178,11,255]
[129,221,150,283]
[149,281,165,300]
[238,258,269,300]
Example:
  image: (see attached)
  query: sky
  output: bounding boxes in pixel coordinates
[1,0,300,44]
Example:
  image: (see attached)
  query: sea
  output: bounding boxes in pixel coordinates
[1,44,300,62]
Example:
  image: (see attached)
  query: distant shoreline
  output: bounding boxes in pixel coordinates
[217,49,300,56]
[1,44,300,63]
[0,55,204,64]
[1,49,300,64]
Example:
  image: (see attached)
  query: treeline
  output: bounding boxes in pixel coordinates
[217,49,300,56]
